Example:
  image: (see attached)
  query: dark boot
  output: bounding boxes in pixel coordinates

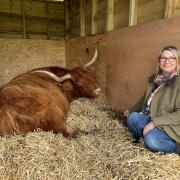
[175,143,180,155]
[132,135,140,144]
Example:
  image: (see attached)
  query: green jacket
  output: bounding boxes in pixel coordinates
[130,74,180,143]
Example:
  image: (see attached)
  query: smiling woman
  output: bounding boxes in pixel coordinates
[158,46,179,73]
[124,46,180,155]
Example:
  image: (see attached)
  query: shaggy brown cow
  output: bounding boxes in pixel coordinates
[0,48,100,137]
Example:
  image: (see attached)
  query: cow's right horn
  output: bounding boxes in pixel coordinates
[83,47,98,67]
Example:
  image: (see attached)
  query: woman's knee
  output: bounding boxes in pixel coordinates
[144,129,176,153]
[127,112,140,126]
[144,132,159,152]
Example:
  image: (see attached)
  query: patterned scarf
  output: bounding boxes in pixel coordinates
[153,70,178,87]
[142,70,178,115]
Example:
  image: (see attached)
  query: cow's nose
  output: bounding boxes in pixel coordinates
[93,87,101,95]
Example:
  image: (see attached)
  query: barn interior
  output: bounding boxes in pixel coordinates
[0,0,180,179]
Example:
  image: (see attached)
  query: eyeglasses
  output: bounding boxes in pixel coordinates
[159,56,176,63]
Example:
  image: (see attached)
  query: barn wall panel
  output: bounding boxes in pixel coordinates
[106,16,180,111]
[137,0,165,24]
[65,34,107,90]
[114,0,129,29]
[0,38,65,85]
[0,0,65,39]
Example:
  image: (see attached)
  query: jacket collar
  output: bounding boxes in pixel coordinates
[148,73,178,85]
[165,75,178,85]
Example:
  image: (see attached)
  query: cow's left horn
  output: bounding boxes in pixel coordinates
[58,74,72,82]
[83,47,98,67]
[31,70,71,83]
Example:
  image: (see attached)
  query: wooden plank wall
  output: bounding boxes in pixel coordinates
[66,0,176,91]
[0,0,65,39]
[137,0,165,24]
[69,0,180,37]
[114,0,129,29]
[69,0,80,37]
[0,38,65,85]
[65,34,107,90]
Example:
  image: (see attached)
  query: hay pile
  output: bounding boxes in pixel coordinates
[0,94,179,179]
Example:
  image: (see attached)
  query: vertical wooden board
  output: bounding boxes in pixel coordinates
[65,0,70,38]
[95,34,107,90]
[114,0,129,28]
[96,0,106,33]
[106,0,114,31]
[0,38,65,85]
[106,16,180,111]
[174,0,180,16]
[137,0,165,24]
[85,0,92,36]
[129,0,138,26]
[80,0,85,36]
[91,0,97,35]
[69,0,80,37]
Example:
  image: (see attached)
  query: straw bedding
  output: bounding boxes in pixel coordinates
[0,94,179,179]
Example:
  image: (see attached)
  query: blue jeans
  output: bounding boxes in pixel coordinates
[127,112,176,153]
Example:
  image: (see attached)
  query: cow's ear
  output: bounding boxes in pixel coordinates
[62,80,73,92]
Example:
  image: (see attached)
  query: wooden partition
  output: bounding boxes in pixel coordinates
[65,34,107,90]
[106,16,180,112]
[0,38,65,85]
[0,0,65,39]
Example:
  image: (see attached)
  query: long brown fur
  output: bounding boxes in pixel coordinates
[0,66,100,137]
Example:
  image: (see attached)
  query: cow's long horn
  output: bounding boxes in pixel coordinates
[31,70,71,83]
[83,47,98,67]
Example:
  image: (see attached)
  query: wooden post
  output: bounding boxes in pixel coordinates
[21,0,26,39]
[91,0,97,34]
[165,0,176,18]
[106,0,114,31]
[129,0,138,26]
[46,1,50,39]
[65,0,70,38]
[80,0,85,36]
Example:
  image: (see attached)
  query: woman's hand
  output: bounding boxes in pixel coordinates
[143,122,155,136]
[123,110,129,117]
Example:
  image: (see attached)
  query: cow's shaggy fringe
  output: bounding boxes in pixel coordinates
[0,94,179,179]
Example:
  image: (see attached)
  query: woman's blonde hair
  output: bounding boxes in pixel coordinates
[157,46,180,74]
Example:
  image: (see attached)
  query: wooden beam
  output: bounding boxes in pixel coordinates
[91,0,97,34]
[129,0,138,26]
[80,0,85,37]
[106,0,114,31]
[165,0,176,18]
[21,0,26,39]
[46,1,50,39]
[65,0,70,38]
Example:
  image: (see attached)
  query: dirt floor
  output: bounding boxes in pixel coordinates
[0,94,179,179]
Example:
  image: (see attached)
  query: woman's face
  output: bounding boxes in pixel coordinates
[159,50,177,73]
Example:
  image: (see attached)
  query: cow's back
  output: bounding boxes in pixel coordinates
[0,73,70,135]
